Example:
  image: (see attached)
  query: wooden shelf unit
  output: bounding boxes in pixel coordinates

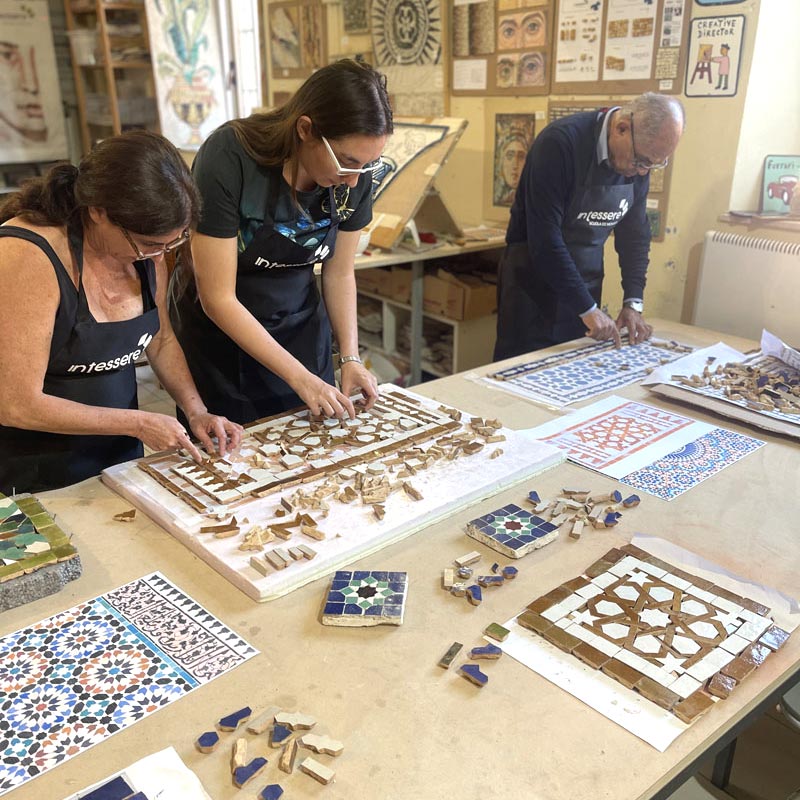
[64,0,159,152]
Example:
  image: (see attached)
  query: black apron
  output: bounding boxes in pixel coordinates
[495,122,635,360]
[170,180,339,426]
[0,224,160,494]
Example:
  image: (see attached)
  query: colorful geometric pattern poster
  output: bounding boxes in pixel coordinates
[0,572,257,796]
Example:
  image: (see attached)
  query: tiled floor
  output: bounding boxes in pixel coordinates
[134,366,800,798]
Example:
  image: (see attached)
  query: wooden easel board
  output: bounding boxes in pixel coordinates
[102,386,564,602]
[370,117,467,250]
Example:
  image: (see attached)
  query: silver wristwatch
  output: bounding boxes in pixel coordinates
[339,355,362,365]
[623,299,644,314]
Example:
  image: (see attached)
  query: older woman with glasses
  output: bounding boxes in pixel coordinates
[495,93,685,360]
[169,59,392,425]
[0,130,242,494]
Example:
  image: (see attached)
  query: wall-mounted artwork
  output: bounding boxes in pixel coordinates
[685,14,744,97]
[493,113,535,207]
[146,0,229,149]
[452,0,496,57]
[269,1,327,78]
[760,155,800,215]
[0,0,67,163]
[372,0,443,64]
[694,0,744,5]
[343,0,370,34]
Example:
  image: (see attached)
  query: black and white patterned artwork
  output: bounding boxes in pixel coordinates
[371,0,442,65]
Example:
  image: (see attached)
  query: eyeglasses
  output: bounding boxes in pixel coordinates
[121,227,190,259]
[629,114,669,171]
[321,135,383,176]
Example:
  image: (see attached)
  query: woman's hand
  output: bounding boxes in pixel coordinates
[340,361,379,410]
[288,369,356,418]
[135,411,205,461]
[186,411,244,456]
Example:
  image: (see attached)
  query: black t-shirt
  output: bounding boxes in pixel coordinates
[192,124,373,252]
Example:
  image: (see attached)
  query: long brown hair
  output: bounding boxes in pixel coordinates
[0,130,200,236]
[228,59,393,192]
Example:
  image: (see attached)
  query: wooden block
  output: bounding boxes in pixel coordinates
[296,544,317,560]
[278,738,298,774]
[299,756,335,785]
[572,641,610,670]
[113,509,136,522]
[259,785,284,800]
[246,706,281,735]
[707,673,737,699]
[455,551,481,567]
[673,690,715,724]
[442,567,455,589]
[231,737,248,772]
[438,641,463,669]
[459,663,488,687]
[250,556,270,576]
[601,658,644,690]
[469,643,502,660]
[516,610,552,635]
[634,676,680,710]
[275,711,316,730]
[300,733,344,756]
[218,706,252,731]
[195,730,219,753]
[484,622,510,642]
[232,757,268,788]
[269,723,293,747]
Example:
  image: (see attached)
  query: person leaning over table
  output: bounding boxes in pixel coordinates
[494,92,685,361]
[0,131,243,495]
[169,59,392,426]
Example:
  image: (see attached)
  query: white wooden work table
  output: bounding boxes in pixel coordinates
[3,320,798,800]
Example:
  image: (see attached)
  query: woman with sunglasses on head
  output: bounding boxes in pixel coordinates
[169,59,391,425]
[0,130,242,494]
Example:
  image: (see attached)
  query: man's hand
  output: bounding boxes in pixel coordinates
[580,307,622,347]
[616,306,653,345]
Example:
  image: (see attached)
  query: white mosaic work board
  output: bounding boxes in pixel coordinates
[644,339,800,441]
[494,536,799,751]
[103,388,564,602]
[62,747,211,800]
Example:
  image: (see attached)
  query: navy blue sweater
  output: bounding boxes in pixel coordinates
[506,110,651,314]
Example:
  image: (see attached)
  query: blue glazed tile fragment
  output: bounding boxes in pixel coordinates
[459,663,488,687]
[468,643,503,659]
[259,786,284,800]
[465,585,482,606]
[195,730,220,753]
[502,565,518,580]
[218,706,252,731]
[528,490,540,503]
[233,757,269,788]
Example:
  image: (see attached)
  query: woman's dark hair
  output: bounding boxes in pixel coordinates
[228,59,393,190]
[0,130,200,236]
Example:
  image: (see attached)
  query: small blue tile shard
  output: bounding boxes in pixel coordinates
[528,490,541,504]
[501,565,518,580]
[218,706,252,731]
[603,512,621,527]
[124,794,148,800]
[270,723,292,746]
[469,643,503,660]
[465,584,482,606]
[195,730,220,753]
[477,575,504,588]
[490,562,500,573]
[259,785,284,800]
[233,757,269,788]
[622,494,641,508]
[610,490,622,503]
[81,776,134,800]
[456,566,473,579]
[459,663,488,687]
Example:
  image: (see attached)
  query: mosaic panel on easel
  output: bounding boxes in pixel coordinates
[321,570,408,626]
[489,340,693,406]
[0,572,257,797]
[517,544,790,725]
[466,503,559,557]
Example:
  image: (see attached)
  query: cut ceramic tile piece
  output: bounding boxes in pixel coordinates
[477,575,505,588]
[259,785,284,800]
[466,503,559,558]
[707,673,737,699]
[517,610,552,636]
[669,673,703,699]
[635,676,680,710]
[321,570,408,627]
[233,757,268,788]
[438,641,463,669]
[501,565,518,580]
[246,706,282,735]
[673,691,716,724]
[195,731,219,753]
[231,738,248,772]
[299,756,335,785]
[442,567,455,589]
[278,738,298,774]
[759,625,790,651]
[269,723,293,748]
[484,622,510,642]
[250,555,270,576]
[457,566,473,580]
[299,733,344,756]
[454,551,481,567]
[296,544,317,560]
[459,663,488,687]
[719,633,751,655]
[218,706,252,731]
[469,643,502,660]
[465,584,482,606]
[275,711,316,731]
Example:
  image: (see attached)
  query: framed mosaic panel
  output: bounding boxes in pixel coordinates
[492,113,535,208]
[269,0,327,79]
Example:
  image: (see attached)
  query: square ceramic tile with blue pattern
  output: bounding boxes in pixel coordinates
[321,570,408,627]
[466,504,559,558]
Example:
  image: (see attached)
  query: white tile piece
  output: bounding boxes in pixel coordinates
[647,585,674,603]
[681,599,709,616]
[739,608,771,625]
[685,648,734,683]
[590,571,618,589]
[686,585,717,603]
[541,593,585,622]
[612,585,640,602]
[633,634,662,654]
[590,635,621,657]
[575,583,604,600]
[639,608,671,628]
[637,562,667,579]
[595,599,625,616]
[671,635,701,656]
[565,623,597,645]
[712,596,744,616]
[616,649,651,673]
[719,633,751,655]
[555,617,573,630]
[661,573,692,591]
[608,555,642,576]
[737,616,773,641]
[670,673,703,699]
[600,622,630,640]
[688,621,720,639]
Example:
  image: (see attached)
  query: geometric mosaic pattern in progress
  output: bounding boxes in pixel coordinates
[489,339,693,407]
[621,428,765,500]
[466,503,559,558]
[0,573,257,796]
[517,544,790,725]
[322,570,408,626]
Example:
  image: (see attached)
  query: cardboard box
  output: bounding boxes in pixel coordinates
[355,267,393,297]
[391,266,412,304]
[423,269,496,321]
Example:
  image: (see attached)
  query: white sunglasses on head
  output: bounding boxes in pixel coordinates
[321,135,383,176]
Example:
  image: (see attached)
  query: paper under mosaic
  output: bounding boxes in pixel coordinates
[0,572,256,795]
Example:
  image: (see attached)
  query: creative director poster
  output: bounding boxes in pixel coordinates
[0,0,68,163]
[684,14,744,97]
[145,0,229,149]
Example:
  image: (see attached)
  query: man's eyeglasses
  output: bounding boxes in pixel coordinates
[121,227,190,259]
[629,114,669,171]
[321,135,383,176]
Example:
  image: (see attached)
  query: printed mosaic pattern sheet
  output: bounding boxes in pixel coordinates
[528,395,764,500]
[485,339,692,407]
[498,544,791,750]
[0,573,257,796]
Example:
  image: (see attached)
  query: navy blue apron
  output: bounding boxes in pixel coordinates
[0,224,160,493]
[170,179,339,426]
[494,117,635,360]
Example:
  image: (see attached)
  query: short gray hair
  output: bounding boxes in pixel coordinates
[619,93,685,144]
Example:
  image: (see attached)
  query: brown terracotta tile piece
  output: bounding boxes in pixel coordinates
[602,658,644,690]
[707,673,737,699]
[620,543,650,560]
[543,625,582,653]
[573,641,611,670]
[759,625,790,652]
[688,575,715,591]
[713,586,747,607]
[643,555,674,573]
[739,597,771,616]
[585,559,614,578]
[562,576,589,592]
[602,547,626,564]
[635,676,680,710]
[527,585,572,614]
[721,655,756,682]
[516,610,552,635]
[673,690,715,724]
[742,641,771,667]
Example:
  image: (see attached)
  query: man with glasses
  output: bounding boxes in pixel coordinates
[495,93,684,359]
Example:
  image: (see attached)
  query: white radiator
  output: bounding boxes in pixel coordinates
[693,230,800,345]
